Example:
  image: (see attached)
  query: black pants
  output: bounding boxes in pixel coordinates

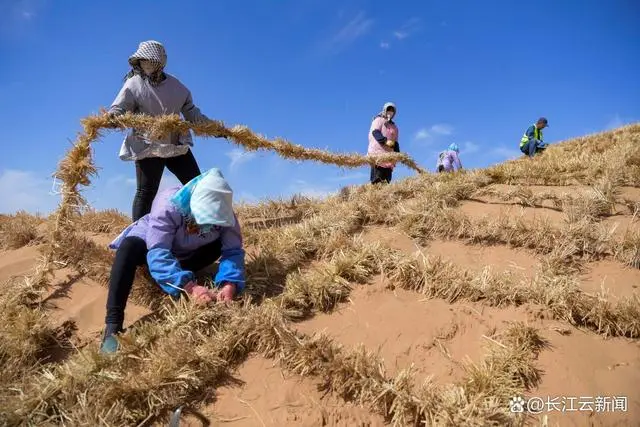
[132,150,201,221]
[437,165,445,173]
[105,236,222,330]
[370,166,393,184]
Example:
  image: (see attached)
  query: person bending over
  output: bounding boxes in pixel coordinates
[436,143,463,173]
[101,168,245,353]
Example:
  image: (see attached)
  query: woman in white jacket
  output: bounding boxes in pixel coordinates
[108,40,220,221]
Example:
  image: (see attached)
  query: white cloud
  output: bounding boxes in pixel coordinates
[226,148,257,171]
[0,169,59,214]
[393,31,409,40]
[0,0,48,41]
[7,0,44,22]
[322,11,374,54]
[460,141,479,155]
[393,17,422,40]
[413,128,430,141]
[604,114,636,131]
[431,123,454,135]
[380,41,390,49]
[236,191,259,204]
[413,123,454,142]
[289,179,336,199]
[491,146,518,160]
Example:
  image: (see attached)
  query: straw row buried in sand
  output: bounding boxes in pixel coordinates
[2,293,540,427]
[37,204,640,339]
[38,165,640,328]
[483,125,640,187]
[30,229,552,426]
[0,205,566,425]
[1,124,638,424]
[37,119,639,300]
[12,162,640,323]
[1,215,635,424]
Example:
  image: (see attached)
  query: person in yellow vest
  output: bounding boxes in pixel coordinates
[520,117,549,158]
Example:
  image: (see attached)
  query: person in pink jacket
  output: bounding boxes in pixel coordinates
[368,102,400,184]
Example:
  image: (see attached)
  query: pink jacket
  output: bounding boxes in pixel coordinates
[368,116,399,169]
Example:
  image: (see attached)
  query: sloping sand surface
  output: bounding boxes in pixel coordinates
[44,268,152,340]
[0,245,42,283]
[181,356,386,427]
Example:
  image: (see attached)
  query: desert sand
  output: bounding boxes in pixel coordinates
[1,124,639,426]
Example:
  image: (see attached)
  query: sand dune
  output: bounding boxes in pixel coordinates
[1,124,640,426]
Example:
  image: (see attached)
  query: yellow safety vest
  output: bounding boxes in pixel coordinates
[520,125,542,147]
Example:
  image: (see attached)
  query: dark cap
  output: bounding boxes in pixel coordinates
[537,117,549,126]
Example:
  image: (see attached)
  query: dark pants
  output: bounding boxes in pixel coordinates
[370,166,393,184]
[104,236,222,332]
[437,165,445,173]
[132,150,201,221]
[520,140,547,158]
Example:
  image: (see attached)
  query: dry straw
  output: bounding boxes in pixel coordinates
[92,112,426,173]
[24,112,425,298]
[2,116,638,425]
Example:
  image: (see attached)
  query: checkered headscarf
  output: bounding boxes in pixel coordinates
[123,40,168,86]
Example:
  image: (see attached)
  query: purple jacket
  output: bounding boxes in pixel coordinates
[109,186,245,296]
[437,150,462,172]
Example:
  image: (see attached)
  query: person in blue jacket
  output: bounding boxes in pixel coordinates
[101,168,245,353]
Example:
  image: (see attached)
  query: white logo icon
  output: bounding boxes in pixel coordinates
[509,396,525,413]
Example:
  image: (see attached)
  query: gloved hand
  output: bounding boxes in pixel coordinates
[183,281,215,305]
[104,109,124,125]
[216,283,236,303]
[385,140,396,148]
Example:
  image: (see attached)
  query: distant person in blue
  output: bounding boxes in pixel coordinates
[520,117,549,158]
[436,143,463,173]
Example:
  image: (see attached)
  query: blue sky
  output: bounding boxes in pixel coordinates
[1,0,639,215]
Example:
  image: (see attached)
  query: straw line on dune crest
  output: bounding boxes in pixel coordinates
[484,124,640,187]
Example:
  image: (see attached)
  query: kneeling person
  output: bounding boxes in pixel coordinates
[101,168,245,353]
[520,117,549,158]
[436,143,463,173]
